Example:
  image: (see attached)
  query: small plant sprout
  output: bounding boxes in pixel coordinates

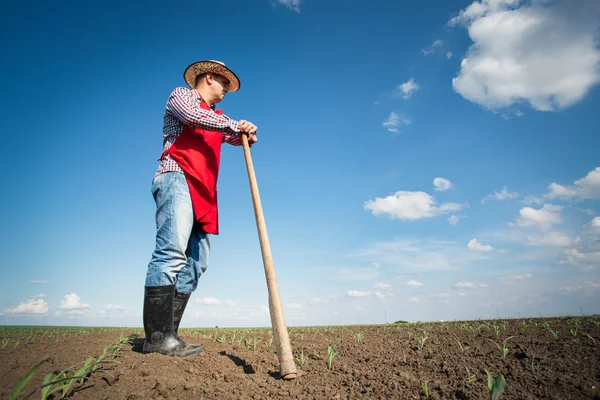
[2,338,10,349]
[416,333,428,352]
[326,345,337,370]
[521,320,528,332]
[548,329,560,339]
[582,332,596,343]
[296,350,307,366]
[354,332,364,343]
[493,324,501,338]
[457,340,469,354]
[488,336,513,359]
[484,369,506,400]
[266,337,274,350]
[570,328,578,338]
[421,381,429,398]
[251,337,260,350]
[465,367,476,384]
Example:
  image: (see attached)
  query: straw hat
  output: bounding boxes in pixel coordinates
[183,60,241,92]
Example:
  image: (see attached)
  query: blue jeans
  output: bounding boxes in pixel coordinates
[146,172,210,293]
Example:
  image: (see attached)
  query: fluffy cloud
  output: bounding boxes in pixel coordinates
[545,167,600,201]
[422,39,444,55]
[453,282,488,289]
[556,248,600,270]
[30,280,48,284]
[197,297,235,306]
[373,282,391,290]
[405,280,424,287]
[467,238,494,252]
[589,216,600,230]
[382,111,411,133]
[277,0,300,13]
[449,0,600,111]
[308,297,331,305]
[433,177,453,191]
[346,290,371,298]
[481,186,519,204]
[3,298,49,314]
[393,78,420,99]
[503,273,533,281]
[59,293,90,310]
[559,281,600,292]
[525,231,576,247]
[511,204,563,229]
[447,215,466,226]
[364,191,465,221]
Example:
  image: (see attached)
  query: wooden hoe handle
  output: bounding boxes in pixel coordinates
[241,134,297,380]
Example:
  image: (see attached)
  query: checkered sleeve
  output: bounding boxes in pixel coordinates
[166,87,240,135]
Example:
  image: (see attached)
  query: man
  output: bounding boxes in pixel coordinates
[142,60,257,358]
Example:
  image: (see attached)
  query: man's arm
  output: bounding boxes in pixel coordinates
[165,87,240,135]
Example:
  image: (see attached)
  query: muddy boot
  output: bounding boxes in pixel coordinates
[173,291,205,351]
[142,285,203,358]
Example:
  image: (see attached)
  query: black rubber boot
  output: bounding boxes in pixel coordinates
[142,285,204,358]
[173,291,191,334]
[173,291,205,351]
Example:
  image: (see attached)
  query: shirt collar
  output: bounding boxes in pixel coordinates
[193,88,216,110]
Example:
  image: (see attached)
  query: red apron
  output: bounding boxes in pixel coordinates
[160,100,224,235]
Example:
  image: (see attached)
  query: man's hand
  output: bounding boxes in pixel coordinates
[238,120,258,145]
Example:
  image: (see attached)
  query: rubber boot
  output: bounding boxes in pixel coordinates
[173,291,191,334]
[142,285,204,357]
[173,291,204,351]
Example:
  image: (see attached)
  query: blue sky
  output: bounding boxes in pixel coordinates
[1,0,599,327]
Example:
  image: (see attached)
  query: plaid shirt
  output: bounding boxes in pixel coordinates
[155,87,243,178]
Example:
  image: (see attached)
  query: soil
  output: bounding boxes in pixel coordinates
[1,316,599,399]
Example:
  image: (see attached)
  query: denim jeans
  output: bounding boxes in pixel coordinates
[145,172,210,293]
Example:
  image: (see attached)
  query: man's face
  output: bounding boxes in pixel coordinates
[209,74,231,103]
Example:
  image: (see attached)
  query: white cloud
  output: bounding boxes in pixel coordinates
[373,282,391,290]
[408,297,422,303]
[30,280,48,284]
[559,281,600,292]
[422,39,444,55]
[286,303,302,309]
[467,238,494,252]
[589,216,600,230]
[525,231,575,247]
[453,282,488,289]
[503,273,533,281]
[33,294,46,299]
[277,0,300,13]
[308,297,331,305]
[382,111,411,133]
[104,305,125,312]
[59,293,90,310]
[433,177,453,191]
[523,195,543,205]
[197,297,235,307]
[447,215,466,226]
[481,186,519,204]
[4,298,49,314]
[393,78,420,99]
[447,51,453,59]
[346,290,370,298]
[449,0,600,111]
[511,204,563,229]
[545,167,600,201]
[556,248,600,270]
[405,280,424,287]
[364,191,465,221]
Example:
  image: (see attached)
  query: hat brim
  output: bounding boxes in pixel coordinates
[183,60,241,92]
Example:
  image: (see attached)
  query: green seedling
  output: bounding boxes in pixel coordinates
[9,358,50,400]
[457,340,469,354]
[216,334,226,343]
[465,367,476,383]
[2,338,10,349]
[354,332,364,343]
[492,324,500,338]
[326,345,337,370]
[582,332,595,343]
[266,337,274,350]
[421,381,429,398]
[487,336,513,359]
[548,329,560,339]
[296,350,307,366]
[416,334,428,352]
[484,369,506,400]
[251,337,260,350]
[570,328,578,338]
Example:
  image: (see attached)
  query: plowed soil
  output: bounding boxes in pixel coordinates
[2,317,599,399]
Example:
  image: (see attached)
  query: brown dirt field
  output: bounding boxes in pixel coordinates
[1,316,599,399]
